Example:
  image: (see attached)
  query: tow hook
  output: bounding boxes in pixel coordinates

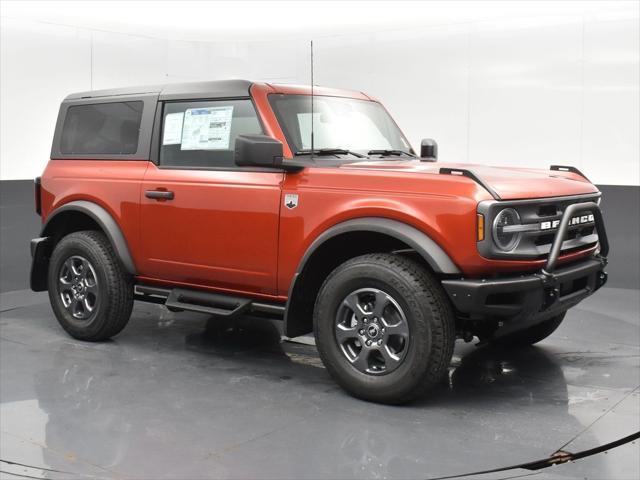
[543,287,559,309]
[538,270,560,310]
[596,271,608,289]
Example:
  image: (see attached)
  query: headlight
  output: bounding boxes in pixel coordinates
[493,208,521,251]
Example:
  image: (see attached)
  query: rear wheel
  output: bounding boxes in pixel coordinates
[313,253,455,404]
[48,231,133,341]
[492,313,566,347]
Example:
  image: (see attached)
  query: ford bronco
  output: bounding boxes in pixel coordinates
[30,80,609,404]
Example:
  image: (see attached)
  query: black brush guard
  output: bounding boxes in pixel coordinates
[442,202,609,335]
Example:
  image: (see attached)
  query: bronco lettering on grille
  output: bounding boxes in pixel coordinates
[540,213,594,231]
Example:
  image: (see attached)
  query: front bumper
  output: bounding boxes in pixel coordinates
[442,256,607,321]
[442,199,609,339]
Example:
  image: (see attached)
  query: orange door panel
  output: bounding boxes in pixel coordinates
[139,164,283,295]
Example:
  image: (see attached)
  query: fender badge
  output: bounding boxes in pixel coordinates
[284,193,299,209]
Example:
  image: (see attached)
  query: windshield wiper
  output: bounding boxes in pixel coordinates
[295,148,365,158]
[367,149,416,157]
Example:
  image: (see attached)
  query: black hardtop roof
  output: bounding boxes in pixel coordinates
[64,79,254,102]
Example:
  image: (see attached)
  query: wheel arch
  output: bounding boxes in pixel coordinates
[283,217,460,337]
[31,201,136,291]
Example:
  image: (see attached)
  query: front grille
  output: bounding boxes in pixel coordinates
[537,204,558,217]
[477,193,601,260]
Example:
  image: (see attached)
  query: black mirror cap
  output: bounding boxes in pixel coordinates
[235,134,284,168]
[420,138,438,162]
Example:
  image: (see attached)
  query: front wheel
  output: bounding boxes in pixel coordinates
[48,230,134,341]
[313,253,455,404]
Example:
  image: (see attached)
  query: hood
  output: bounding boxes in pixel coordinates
[340,160,599,200]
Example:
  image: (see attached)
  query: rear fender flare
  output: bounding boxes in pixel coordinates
[41,200,137,275]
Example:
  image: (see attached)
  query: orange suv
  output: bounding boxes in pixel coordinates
[30,80,609,403]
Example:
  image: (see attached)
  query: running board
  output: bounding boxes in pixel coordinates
[134,285,285,318]
[165,289,251,317]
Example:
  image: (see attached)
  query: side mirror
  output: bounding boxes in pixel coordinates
[235,134,284,168]
[420,138,437,162]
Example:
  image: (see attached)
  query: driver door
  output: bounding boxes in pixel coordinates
[138,98,283,296]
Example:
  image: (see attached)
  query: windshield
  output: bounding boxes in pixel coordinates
[269,94,413,157]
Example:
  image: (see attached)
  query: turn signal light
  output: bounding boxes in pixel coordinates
[477,214,485,241]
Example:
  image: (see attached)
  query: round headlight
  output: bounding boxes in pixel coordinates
[493,208,521,251]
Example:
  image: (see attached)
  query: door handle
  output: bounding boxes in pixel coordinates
[145,190,174,200]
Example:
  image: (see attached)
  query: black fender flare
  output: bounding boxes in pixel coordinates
[41,200,137,275]
[283,217,460,337]
[294,217,460,277]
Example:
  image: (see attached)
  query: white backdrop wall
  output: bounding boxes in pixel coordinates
[1,8,638,185]
[314,13,639,186]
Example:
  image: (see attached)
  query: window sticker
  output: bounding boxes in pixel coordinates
[162,112,184,145]
[181,106,234,150]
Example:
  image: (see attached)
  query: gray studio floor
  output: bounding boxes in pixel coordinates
[1,286,639,479]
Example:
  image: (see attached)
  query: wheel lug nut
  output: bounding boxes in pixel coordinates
[366,340,372,346]
[358,329,364,335]
[363,318,368,324]
[377,340,383,346]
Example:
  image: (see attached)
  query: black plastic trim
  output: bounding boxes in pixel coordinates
[41,200,137,275]
[442,256,607,320]
[30,237,51,291]
[235,134,284,168]
[550,164,591,182]
[149,101,163,165]
[156,165,291,174]
[439,167,501,200]
[145,190,174,200]
[34,177,42,216]
[294,217,460,277]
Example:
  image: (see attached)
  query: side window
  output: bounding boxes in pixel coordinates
[159,99,262,168]
[60,101,143,155]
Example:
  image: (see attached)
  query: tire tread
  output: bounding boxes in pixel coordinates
[314,253,455,404]
[48,230,133,341]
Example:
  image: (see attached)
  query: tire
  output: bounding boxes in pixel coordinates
[48,230,134,341]
[492,312,566,347]
[313,253,455,404]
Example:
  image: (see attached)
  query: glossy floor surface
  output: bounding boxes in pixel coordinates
[1,287,638,479]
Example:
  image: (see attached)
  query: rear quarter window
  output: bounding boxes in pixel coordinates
[60,101,143,155]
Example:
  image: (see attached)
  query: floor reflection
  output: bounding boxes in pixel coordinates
[185,315,283,353]
[33,343,132,473]
[25,312,614,478]
[448,344,569,404]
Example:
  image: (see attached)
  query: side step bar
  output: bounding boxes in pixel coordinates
[134,285,285,318]
[166,289,251,317]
